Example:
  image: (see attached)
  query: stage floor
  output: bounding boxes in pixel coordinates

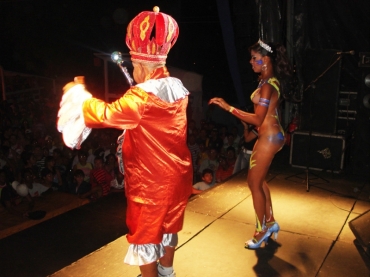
[1,146,369,277]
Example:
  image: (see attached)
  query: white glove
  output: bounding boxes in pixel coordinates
[57,78,93,149]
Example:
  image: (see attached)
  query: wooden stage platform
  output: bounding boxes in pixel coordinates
[0,191,89,240]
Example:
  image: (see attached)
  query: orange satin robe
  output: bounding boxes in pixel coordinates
[82,81,193,206]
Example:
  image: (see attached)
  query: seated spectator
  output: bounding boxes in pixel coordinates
[23,128,33,147]
[103,140,117,161]
[215,155,234,183]
[0,169,7,196]
[233,122,257,174]
[44,135,57,156]
[0,179,34,217]
[21,151,40,180]
[23,168,51,197]
[197,146,219,184]
[42,146,50,160]
[8,133,23,159]
[1,127,12,148]
[219,125,228,143]
[196,141,209,171]
[188,119,198,135]
[8,146,23,183]
[105,152,124,190]
[187,133,200,183]
[81,156,112,200]
[0,146,17,183]
[52,148,68,177]
[33,145,46,177]
[39,168,58,190]
[196,128,208,147]
[52,148,70,186]
[104,153,118,179]
[221,133,239,155]
[192,168,214,195]
[110,169,125,190]
[92,143,105,158]
[72,150,93,183]
[226,146,237,172]
[68,169,91,197]
[71,146,95,169]
[44,156,64,191]
[224,126,241,146]
[206,128,223,153]
[13,150,23,181]
[0,147,7,169]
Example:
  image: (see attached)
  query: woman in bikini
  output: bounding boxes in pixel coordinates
[209,39,292,249]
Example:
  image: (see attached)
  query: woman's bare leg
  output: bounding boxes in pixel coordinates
[247,137,281,236]
[262,180,275,223]
[247,151,272,234]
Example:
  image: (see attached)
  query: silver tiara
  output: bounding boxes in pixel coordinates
[258,39,273,53]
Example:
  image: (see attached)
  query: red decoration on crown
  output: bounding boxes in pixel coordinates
[126,6,179,64]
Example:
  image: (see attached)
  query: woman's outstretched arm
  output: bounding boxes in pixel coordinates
[208,84,274,126]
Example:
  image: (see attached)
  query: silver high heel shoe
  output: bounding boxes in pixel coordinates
[267,221,280,240]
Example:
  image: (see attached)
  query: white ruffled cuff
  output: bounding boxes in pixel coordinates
[124,243,165,266]
[57,84,93,149]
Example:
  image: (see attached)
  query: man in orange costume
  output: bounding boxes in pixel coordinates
[57,7,192,277]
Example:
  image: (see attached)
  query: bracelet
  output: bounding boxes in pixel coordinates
[228,106,235,113]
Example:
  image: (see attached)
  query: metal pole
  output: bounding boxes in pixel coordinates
[0,66,6,100]
[284,0,294,128]
[286,0,294,62]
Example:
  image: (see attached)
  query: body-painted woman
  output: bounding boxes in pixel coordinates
[209,39,292,249]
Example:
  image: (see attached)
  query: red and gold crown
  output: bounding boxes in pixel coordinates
[126,6,179,64]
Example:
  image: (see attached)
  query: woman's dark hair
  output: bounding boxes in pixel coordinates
[249,41,293,99]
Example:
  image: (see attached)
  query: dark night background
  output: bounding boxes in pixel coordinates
[1,0,369,103]
[0,0,241,102]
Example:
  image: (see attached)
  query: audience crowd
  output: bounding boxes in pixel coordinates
[0,95,254,218]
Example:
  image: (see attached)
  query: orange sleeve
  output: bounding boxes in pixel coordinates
[82,87,148,130]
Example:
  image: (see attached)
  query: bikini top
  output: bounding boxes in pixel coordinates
[250,77,280,103]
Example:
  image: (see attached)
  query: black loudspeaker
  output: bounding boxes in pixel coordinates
[290,131,346,172]
[351,69,370,177]
[300,49,342,134]
[349,210,370,255]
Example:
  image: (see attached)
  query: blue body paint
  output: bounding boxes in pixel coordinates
[256,59,263,65]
